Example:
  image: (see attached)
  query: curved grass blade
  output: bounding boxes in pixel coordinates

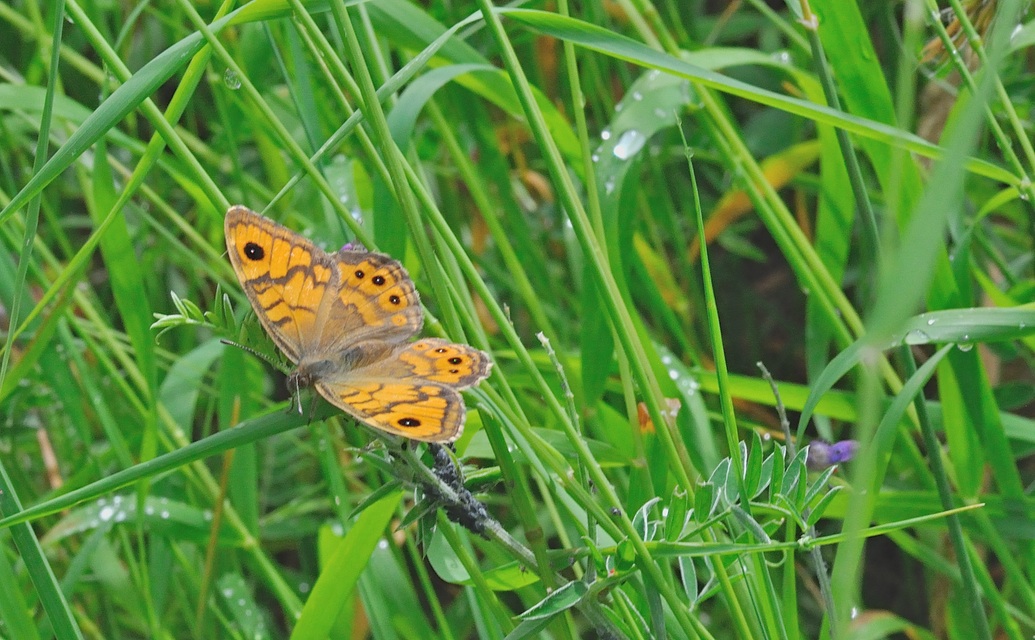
[797,307,1035,437]
[502,8,1015,185]
[0,407,311,530]
[290,491,402,639]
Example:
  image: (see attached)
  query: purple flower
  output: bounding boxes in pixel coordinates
[807,440,859,470]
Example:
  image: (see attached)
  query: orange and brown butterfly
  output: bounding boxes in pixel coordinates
[223,205,491,442]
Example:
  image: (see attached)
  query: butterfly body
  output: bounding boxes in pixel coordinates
[224,206,491,442]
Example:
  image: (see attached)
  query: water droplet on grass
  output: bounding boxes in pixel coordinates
[613,130,646,160]
[224,69,242,90]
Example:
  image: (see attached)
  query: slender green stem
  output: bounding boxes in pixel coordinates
[899,346,992,639]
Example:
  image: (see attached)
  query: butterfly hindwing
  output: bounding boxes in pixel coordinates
[313,338,491,442]
[399,338,493,388]
[316,378,465,442]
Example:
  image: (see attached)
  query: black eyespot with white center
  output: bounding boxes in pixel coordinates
[372,275,386,286]
[398,417,421,428]
[389,295,401,305]
[435,348,447,353]
[354,269,365,279]
[448,357,463,365]
[244,242,265,261]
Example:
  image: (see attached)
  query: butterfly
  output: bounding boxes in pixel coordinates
[224,205,492,442]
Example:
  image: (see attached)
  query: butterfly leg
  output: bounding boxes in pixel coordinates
[282,373,306,415]
[306,392,320,423]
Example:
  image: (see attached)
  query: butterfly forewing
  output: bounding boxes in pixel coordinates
[313,251,423,353]
[225,206,338,362]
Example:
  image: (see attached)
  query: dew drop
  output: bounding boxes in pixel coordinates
[612,129,647,160]
[904,330,930,345]
[224,69,242,90]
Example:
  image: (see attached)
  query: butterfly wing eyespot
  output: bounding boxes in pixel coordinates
[243,242,265,261]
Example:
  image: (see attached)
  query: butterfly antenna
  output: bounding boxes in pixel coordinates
[222,339,301,414]
[220,339,280,368]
